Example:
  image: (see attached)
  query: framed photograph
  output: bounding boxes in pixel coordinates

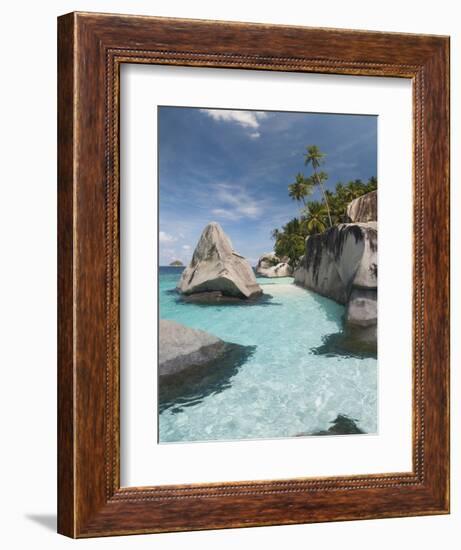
[57,12,450,537]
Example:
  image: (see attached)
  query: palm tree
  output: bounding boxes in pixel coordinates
[304,145,332,227]
[274,232,305,266]
[288,173,313,211]
[302,201,328,235]
[345,179,365,200]
[366,176,378,193]
[283,217,302,236]
[271,228,280,241]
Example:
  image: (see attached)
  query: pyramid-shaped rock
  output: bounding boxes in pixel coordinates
[177,222,262,299]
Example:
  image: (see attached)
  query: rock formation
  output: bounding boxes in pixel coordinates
[169,260,183,266]
[159,320,227,377]
[158,320,256,409]
[256,253,293,278]
[347,190,377,223]
[294,222,377,345]
[177,222,262,300]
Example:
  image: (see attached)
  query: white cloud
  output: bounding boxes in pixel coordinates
[211,208,241,221]
[161,248,176,260]
[209,183,264,221]
[238,204,260,216]
[182,244,191,250]
[200,109,267,136]
[159,231,177,243]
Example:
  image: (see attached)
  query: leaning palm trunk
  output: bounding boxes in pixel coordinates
[319,183,333,227]
[304,145,332,227]
[299,197,307,221]
[313,170,332,227]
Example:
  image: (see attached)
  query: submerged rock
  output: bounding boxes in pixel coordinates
[294,222,377,344]
[159,320,227,377]
[256,253,293,278]
[182,291,255,304]
[347,190,377,222]
[296,414,365,437]
[159,320,256,411]
[311,329,377,358]
[177,222,262,300]
[313,414,365,435]
[159,337,255,412]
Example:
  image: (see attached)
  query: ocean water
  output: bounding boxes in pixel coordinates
[159,266,377,443]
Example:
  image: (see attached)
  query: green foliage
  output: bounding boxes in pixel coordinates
[271,177,377,265]
[304,145,325,170]
[301,201,328,235]
[324,178,377,225]
[281,217,306,237]
[304,146,332,227]
[270,143,377,266]
[274,232,305,266]
[288,172,314,207]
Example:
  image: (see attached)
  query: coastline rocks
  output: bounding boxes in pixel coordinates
[347,190,377,223]
[158,320,256,410]
[294,222,377,344]
[159,319,227,377]
[256,252,278,271]
[177,222,262,300]
[256,253,293,278]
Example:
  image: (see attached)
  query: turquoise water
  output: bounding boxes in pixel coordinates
[159,267,377,443]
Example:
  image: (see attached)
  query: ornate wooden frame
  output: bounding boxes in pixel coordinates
[57,12,450,538]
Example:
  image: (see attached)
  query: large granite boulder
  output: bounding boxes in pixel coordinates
[346,190,377,222]
[177,222,262,300]
[159,320,227,377]
[158,320,256,411]
[256,253,293,278]
[294,222,377,345]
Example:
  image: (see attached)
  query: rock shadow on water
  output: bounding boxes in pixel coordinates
[311,330,377,359]
[297,414,365,437]
[159,343,256,414]
[174,290,281,308]
[313,414,365,435]
[302,288,345,324]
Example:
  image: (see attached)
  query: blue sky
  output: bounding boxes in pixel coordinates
[158,107,377,266]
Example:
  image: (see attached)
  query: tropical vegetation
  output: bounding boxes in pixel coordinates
[272,144,377,265]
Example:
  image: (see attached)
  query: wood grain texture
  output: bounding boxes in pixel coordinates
[57,12,450,538]
[57,13,75,538]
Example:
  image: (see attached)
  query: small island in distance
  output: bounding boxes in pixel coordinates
[158,106,378,444]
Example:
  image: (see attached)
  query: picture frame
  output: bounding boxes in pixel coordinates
[57,11,450,538]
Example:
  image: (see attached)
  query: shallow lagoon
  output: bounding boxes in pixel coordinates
[159,266,377,443]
